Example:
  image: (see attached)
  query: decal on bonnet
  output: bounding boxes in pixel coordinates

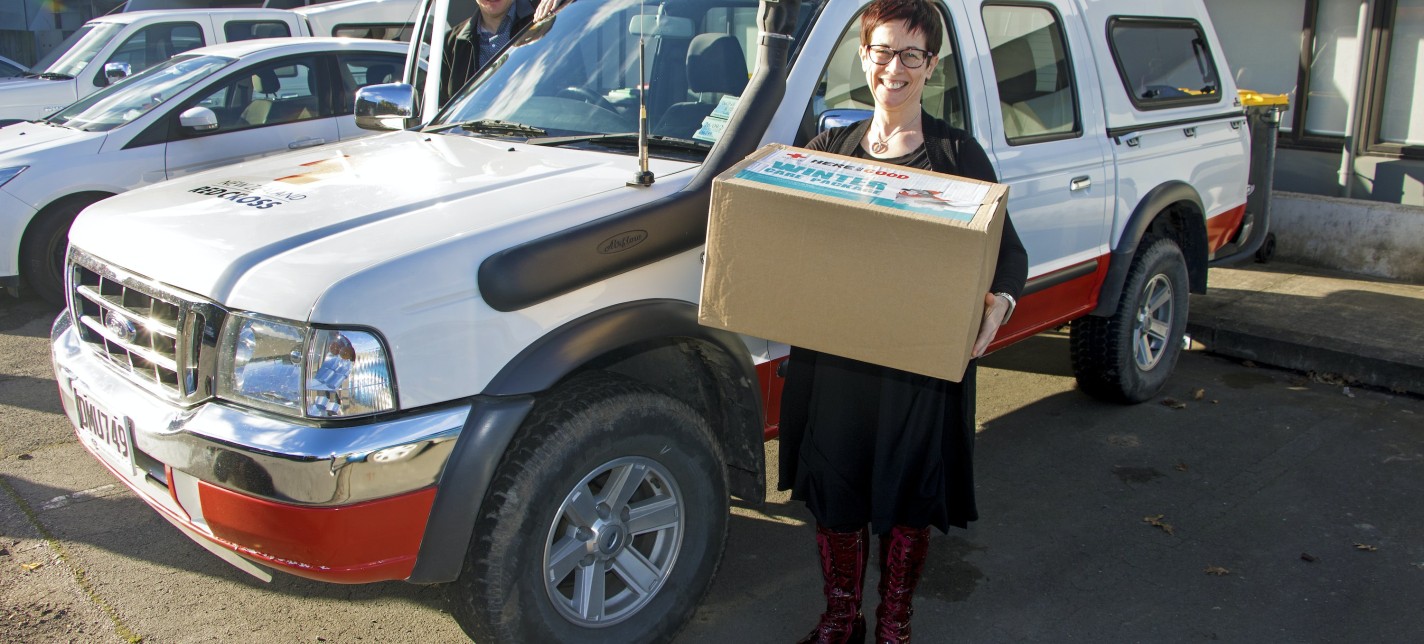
[187,179,310,209]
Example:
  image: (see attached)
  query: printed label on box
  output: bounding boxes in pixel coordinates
[732,148,989,221]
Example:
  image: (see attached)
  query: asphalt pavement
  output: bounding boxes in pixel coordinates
[2,260,1423,643]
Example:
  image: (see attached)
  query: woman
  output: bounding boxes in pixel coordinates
[779,1,1028,642]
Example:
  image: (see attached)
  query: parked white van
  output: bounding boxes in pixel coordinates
[52,0,1268,641]
[0,0,416,123]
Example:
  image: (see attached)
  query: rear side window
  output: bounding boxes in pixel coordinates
[982,4,1081,144]
[1108,17,1222,109]
[332,23,415,41]
[225,21,293,42]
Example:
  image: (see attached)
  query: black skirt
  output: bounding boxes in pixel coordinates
[778,346,978,535]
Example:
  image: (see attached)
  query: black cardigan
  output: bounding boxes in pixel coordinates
[805,114,1029,300]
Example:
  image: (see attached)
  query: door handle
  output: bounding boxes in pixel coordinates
[288,137,325,150]
[1070,176,1091,191]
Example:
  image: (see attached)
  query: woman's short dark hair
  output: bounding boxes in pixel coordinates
[860,0,944,55]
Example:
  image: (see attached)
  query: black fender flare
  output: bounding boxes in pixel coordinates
[407,299,764,583]
[1091,181,1206,317]
[482,298,759,397]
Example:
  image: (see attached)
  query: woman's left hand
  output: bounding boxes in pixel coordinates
[972,292,1010,358]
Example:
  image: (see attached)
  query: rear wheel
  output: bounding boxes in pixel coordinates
[1071,235,1190,403]
[448,371,728,643]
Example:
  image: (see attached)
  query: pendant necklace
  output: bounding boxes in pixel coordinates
[870,120,914,155]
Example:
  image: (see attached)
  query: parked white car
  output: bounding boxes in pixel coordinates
[0,0,415,123]
[0,37,409,302]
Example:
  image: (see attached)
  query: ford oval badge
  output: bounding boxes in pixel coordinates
[597,230,648,254]
[104,311,138,342]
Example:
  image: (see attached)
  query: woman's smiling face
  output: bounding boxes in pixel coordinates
[860,19,938,114]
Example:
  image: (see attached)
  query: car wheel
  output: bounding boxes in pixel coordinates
[1070,235,1190,403]
[20,197,94,307]
[448,371,728,644]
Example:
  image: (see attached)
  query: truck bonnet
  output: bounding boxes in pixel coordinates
[67,131,694,319]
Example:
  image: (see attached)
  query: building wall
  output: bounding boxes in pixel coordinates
[1206,0,1424,207]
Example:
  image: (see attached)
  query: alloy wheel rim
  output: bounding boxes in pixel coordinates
[1133,274,1174,370]
[543,455,684,627]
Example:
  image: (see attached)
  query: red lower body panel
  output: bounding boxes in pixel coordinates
[989,256,1111,351]
[1207,204,1248,253]
[198,483,437,584]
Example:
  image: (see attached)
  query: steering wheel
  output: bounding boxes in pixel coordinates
[557,86,617,113]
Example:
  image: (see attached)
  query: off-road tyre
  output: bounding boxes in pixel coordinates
[448,371,728,643]
[20,196,96,307]
[1071,235,1190,403]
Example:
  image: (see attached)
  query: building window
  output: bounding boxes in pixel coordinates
[1303,0,1366,138]
[1204,0,1307,131]
[1369,0,1424,154]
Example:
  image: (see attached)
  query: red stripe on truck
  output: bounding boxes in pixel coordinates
[1207,203,1248,252]
[988,257,1112,351]
[198,482,437,583]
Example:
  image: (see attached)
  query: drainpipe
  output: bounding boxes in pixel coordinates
[1339,0,1373,199]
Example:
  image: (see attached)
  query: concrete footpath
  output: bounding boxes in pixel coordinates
[1189,262,1424,397]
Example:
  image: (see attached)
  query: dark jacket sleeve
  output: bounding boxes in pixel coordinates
[950,131,1028,300]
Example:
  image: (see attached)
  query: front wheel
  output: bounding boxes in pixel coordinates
[1070,236,1190,403]
[448,372,728,643]
[20,198,91,307]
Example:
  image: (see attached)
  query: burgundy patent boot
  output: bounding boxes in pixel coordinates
[798,524,869,644]
[874,525,931,643]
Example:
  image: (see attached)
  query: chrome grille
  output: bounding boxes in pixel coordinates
[67,249,224,405]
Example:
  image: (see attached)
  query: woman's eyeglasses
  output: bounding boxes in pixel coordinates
[865,45,935,69]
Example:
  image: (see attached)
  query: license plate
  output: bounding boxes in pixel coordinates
[73,386,135,475]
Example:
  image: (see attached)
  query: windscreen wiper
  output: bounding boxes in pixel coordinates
[442,119,547,137]
[24,72,73,80]
[525,132,710,153]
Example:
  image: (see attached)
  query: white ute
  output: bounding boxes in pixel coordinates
[51,0,1266,641]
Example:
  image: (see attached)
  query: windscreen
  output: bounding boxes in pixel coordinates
[47,54,233,132]
[433,0,816,155]
[33,23,127,78]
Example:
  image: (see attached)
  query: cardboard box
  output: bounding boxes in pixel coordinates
[699,143,1008,382]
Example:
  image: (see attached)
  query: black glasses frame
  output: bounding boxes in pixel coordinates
[864,45,936,69]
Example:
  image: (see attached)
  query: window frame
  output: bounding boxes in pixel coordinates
[169,52,330,140]
[796,1,971,145]
[96,21,206,89]
[983,0,1084,146]
[223,20,295,43]
[1362,0,1424,159]
[1104,15,1225,112]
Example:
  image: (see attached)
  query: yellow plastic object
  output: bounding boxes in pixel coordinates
[1238,89,1289,107]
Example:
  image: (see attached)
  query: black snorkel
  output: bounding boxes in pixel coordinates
[479,0,803,312]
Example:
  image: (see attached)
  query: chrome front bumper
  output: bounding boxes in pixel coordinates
[51,311,469,508]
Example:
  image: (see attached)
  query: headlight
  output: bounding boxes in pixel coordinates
[217,313,396,419]
[305,328,395,417]
[0,166,27,188]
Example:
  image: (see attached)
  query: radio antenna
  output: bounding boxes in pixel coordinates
[628,0,655,187]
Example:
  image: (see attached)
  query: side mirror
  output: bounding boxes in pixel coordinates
[356,84,415,131]
[179,106,219,131]
[818,108,872,133]
[103,62,132,84]
[355,83,416,131]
